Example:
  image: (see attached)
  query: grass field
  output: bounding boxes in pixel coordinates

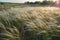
[0,6,60,40]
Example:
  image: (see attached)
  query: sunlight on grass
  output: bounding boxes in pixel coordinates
[0,7,60,40]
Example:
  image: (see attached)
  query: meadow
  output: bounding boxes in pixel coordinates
[0,5,60,40]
